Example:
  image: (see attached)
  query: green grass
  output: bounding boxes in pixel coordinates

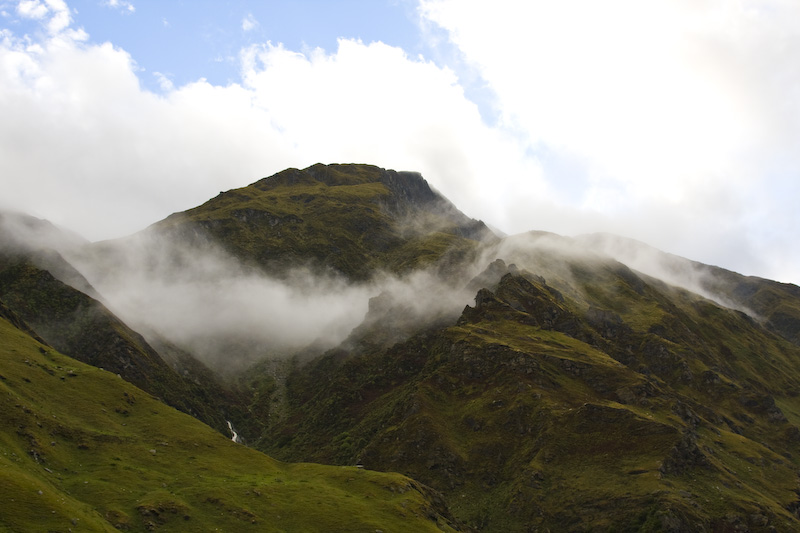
[256,262,800,531]
[0,317,456,532]
[152,164,487,280]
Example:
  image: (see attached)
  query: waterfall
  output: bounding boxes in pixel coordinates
[226,420,240,443]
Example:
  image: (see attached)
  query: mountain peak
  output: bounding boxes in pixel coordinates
[156,163,495,279]
[255,163,452,213]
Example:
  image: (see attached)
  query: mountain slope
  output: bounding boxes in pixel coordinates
[151,163,494,280]
[0,310,458,532]
[8,164,800,532]
[257,243,800,531]
[577,232,800,347]
[0,250,238,434]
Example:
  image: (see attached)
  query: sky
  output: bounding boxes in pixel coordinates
[1,0,798,285]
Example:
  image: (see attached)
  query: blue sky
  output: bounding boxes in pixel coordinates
[2,0,800,285]
[64,1,427,92]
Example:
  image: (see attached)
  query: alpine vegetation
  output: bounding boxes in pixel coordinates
[3,164,800,532]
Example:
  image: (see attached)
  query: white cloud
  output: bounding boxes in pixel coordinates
[0,28,544,243]
[419,1,753,194]
[242,13,257,32]
[152,70,173,91]
[12,0,85,39]
[16,0,49,20]
[0,0,799,285]
[0,27,290,238]
[15,0,73,33]
[103,0,135,14]
[418,0,800,282]
[65,230,476,372]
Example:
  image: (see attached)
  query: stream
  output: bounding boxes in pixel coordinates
[226,420,240,443]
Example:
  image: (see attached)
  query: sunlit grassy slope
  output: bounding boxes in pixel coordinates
[0,315,456,532]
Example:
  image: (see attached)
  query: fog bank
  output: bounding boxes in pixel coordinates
[64,230,477,373]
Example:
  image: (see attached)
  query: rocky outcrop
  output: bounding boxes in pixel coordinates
[659,431,711,476]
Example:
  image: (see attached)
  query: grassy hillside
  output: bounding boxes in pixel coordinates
[151,163,493,280]
[8,165,800,532]
[0,311,458,532]
[576,232,800,348]
[0,252,239,435]
[258,257,800,531]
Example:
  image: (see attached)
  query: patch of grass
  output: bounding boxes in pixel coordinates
[0,317,456,532]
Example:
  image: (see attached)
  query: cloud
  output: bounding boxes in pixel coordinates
[15,0,73,34]
[103,0,135,14]
[73,238,373,373]
[64,229,476,373]
[0,24,293,239]
[242,13,258,32]
[0,24,543,244]
[152,71,174,91]
[0,0,799,285]
[419,1,747,185]
[418,0,800,283]
[16,0,49,20]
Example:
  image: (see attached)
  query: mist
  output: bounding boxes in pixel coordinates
[474,230,762,319]
[62,228,477,374]
[67,225,760,376]
[0,211,88,255]
[574,232,760,316]
[4,206,767,377]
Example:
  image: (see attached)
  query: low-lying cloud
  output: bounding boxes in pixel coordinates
[3,205,775,376]
[64,229,477,374]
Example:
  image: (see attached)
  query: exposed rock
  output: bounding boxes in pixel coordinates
[585,306,629,339]
[659,431,711,476]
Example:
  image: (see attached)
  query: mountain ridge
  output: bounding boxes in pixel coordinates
[577,231,800,346]
[3,163,800,532]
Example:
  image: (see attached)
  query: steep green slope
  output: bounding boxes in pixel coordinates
[0,212,99,300]
[0,252,239,434]
[258,255,800,531]
[152,163,493,280]
[576,232,800,347]
[0,311,458,532]
[695,265,800,346]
